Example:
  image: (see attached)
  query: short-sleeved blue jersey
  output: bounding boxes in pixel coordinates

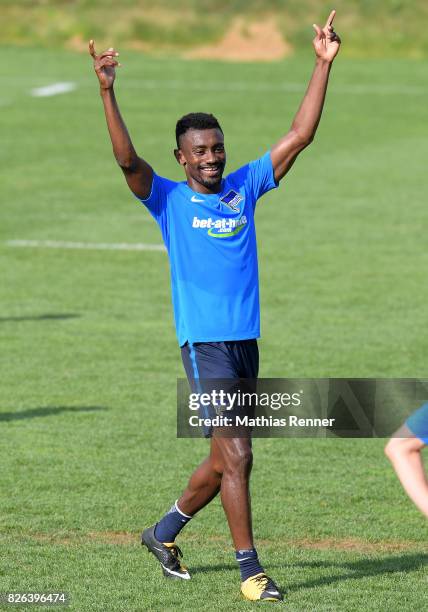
[136,151,278,346]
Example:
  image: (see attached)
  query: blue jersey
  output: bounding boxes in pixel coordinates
[137,151,278,346]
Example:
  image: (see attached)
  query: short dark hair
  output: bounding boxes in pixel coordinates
[175,112,223,148]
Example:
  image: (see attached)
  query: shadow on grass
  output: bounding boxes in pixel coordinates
[191,553,427,592]
[0,406,107,421]
[287,553,428,591]
[0,313,80,323]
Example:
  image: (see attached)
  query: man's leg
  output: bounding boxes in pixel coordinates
[155,429,254,542]
[177,438,224,515]
[174,432,255,549]
[212,430,282,601]
[153,440,223,544]
[212,433,254,549]
[147,430,255,549]
[141,440,224,581]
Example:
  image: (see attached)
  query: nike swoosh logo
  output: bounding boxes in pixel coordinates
[191,195,204,203]
[265,590,280,596]
[237,557,252,561]
[161,563,191,580]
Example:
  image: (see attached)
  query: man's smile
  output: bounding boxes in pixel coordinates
[200,165,223,176]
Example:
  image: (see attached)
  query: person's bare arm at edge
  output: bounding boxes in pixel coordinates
[271,10,341,183]
[89,40,153,199]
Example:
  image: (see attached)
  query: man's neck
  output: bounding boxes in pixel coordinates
[186,177,222,194]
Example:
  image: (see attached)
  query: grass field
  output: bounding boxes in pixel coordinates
[1,47,428,610]
[2,0,428,58]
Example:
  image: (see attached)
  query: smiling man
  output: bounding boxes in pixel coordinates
[89,11,340,603]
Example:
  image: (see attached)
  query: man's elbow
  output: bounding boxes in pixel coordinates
[114,152,139,172]
[294,130,314,149]
[286,129,314,154]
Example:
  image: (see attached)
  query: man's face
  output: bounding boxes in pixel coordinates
[175,128,226,192]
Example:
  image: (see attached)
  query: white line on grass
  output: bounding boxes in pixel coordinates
[6,75,427,97]
[6,239,165,252]
[30,82,77,97]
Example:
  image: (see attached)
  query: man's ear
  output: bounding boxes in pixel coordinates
[174,148,186,166]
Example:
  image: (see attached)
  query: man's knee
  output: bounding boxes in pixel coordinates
[210,455,224,475]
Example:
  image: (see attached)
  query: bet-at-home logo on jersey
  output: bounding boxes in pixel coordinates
[192,215,248,238]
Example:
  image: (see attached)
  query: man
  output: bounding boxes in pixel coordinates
[89,10,341,602]
[385,403,428,518]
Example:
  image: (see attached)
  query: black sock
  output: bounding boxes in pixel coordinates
[154,500,192,543]
[236,548,264,581]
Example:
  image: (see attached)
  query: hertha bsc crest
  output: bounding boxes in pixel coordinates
[220,190,244,212]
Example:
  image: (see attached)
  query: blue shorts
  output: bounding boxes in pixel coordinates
[181,340,259,437]
[406,402,428,445]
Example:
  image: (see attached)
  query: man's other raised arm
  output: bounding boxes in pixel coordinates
[89,40,153,200]
[270,10,341,183]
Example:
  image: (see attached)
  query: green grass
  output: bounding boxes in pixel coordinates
[1,47,428,610]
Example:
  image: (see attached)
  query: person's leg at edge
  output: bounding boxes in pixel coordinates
[385,428,428,517]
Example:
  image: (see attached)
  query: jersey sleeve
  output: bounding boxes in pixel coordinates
[247,151,279,202]
[134,172,169,244]
[134,172,166,219]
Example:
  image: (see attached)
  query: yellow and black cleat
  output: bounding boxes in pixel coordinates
[241,572,283,601]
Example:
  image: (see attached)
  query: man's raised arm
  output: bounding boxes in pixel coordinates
[270,10,341,183]
[89,40,153,200]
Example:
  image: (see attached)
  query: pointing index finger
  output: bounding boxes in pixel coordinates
[89,39,97,58]
[325,9,336,29]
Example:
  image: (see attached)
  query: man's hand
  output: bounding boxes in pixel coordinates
[89,40,120,90]
[312,10,341,63]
